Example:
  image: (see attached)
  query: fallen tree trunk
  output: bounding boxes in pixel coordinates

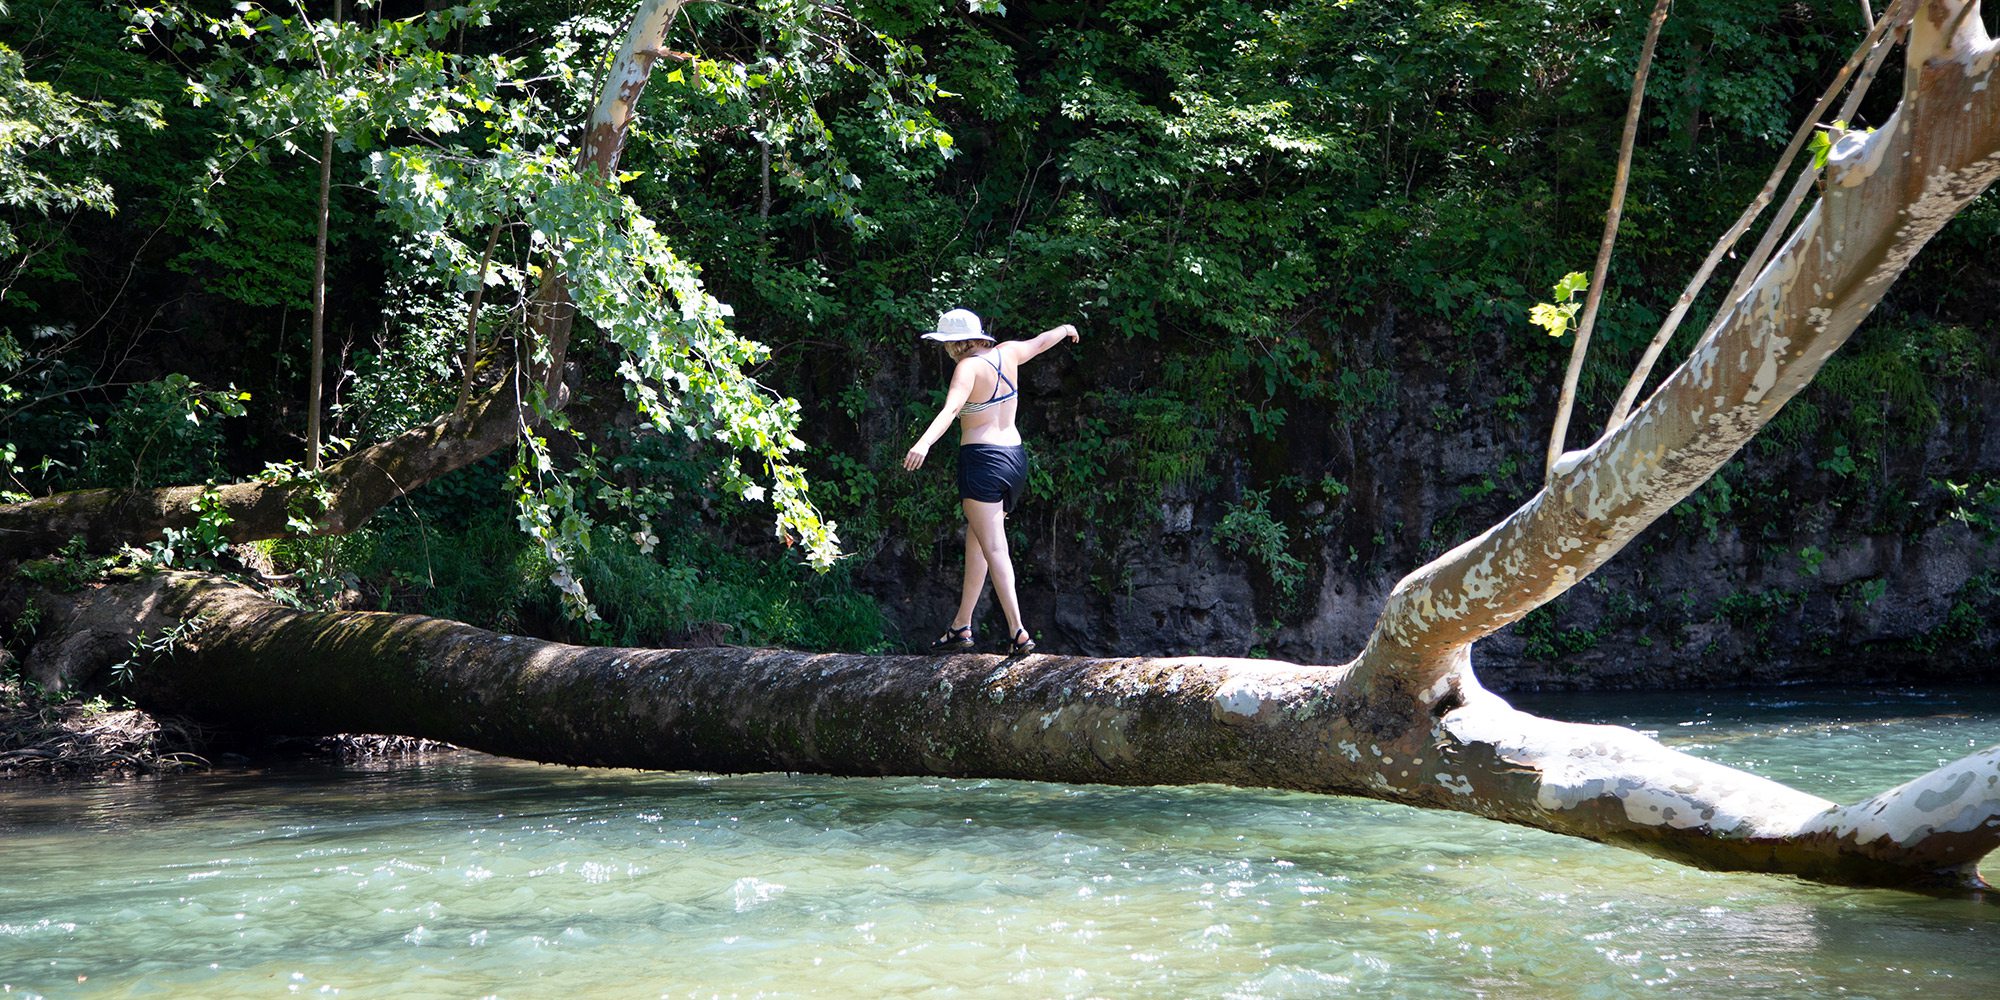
[38,571,1997,891]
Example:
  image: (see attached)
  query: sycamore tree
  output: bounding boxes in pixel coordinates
[9,0,2000,893]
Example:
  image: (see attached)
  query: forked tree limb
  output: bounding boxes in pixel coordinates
[1606,0,1909,428]
[1352,0,2000,696]
[1701,1,1907,347]
[1308,0,2000,886]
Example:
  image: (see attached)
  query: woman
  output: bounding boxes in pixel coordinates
[903,308,1080,655]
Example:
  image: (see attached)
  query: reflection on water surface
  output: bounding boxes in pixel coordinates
[2,686,1998,997]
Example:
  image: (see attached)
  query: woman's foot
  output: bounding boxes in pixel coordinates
[930,624,975,652]
[1008,627,1036,656]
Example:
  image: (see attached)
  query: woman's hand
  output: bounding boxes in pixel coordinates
[1018,323,1081,362]
[903,443,929,471]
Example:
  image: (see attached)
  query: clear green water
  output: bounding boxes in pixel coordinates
[4,687,2000,999]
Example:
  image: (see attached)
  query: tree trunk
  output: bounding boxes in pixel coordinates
[306,0,344,472]
[1311,0,2000,885]
[31,571,1999,891]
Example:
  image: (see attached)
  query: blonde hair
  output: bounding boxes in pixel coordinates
[943,339,990,362]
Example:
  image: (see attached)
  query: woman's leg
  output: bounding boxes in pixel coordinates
[962,498,1023,636]
[952,519,988,629]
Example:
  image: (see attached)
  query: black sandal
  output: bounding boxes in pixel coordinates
[930,624,975,651]
[1008,627,1036,656]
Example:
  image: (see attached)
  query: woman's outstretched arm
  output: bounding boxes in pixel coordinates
[1005,323,1080,364]
[903,359,979,470]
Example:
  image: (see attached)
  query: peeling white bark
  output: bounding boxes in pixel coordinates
[1350,0,2000,695]
[1442,685,1834,837]
[1808,747,2000,867]
[580,2,686,173]
[1320,0,2000,887]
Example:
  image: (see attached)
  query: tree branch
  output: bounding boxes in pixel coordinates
[456,219,505,411]
[1351,0,2000,695]
[1544,0,1673,480]
[1605,0,1908,428]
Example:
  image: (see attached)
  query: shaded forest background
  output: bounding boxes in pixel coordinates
[4,0,1998,688]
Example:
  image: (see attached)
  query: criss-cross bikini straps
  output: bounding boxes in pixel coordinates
[959,351,1018,414]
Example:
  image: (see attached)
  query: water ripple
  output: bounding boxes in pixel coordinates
[1,688,1998,997]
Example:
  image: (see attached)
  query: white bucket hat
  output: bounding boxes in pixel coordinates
[919,308,993,343]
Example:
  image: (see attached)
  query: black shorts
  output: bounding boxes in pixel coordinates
[958,443,1027,513]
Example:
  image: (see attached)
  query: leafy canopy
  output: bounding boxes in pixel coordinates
[123,0,951,617]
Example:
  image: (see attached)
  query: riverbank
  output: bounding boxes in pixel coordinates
[0,679,447,778]
[0,683,208,777]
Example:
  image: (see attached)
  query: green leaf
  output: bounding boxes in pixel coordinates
[1529,301,1579,339]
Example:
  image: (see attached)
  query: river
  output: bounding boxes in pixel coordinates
[4,686,1999,997]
